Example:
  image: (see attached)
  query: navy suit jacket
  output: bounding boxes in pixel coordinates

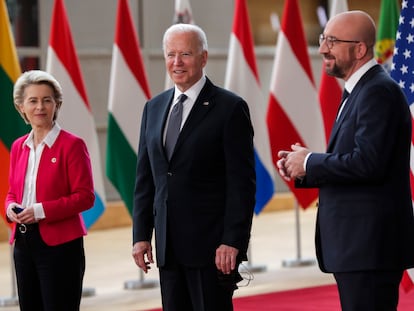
[132,77,256,267]
[299,65,414,272]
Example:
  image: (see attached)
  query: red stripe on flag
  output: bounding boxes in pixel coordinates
[318,65,342,143]
[281,0,314,85]
[267,95,318,208]
[115,0,151,99]
[49,0,90,110]
[232,0,259,82]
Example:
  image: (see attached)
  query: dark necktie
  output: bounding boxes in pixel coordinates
[165,94,187,160]
[336,89,349,121]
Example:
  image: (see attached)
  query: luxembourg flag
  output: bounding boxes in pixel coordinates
[46,0,105,228]
[318,0,347,143]
[266,0,325,209]
[106,0,151,216]
[225,0,274,214]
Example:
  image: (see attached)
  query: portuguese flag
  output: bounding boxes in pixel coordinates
[375,0,400,72]
[0,1,28,226]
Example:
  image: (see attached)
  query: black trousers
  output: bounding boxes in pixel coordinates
[159,251,241,311]
[13,224,85,311]
[334,270,403,311]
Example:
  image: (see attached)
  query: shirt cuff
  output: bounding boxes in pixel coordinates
[33,203,45,220]
[304,152,312,173]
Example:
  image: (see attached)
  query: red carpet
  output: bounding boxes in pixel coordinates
[146,284,414,310]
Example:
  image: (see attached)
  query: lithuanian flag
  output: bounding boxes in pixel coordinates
[0,1,28,226]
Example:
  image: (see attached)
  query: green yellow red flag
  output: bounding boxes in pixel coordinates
[0,1,28,226]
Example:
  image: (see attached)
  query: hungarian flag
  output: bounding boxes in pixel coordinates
[390,0,414,292]
[0,1,29,227]
[224,0,274,214]
[165,0,194,89]
[106,0,151,216]
[46,0,105,229]
[266,0,325,209]
[318,0,348,143]
[375,0,400,72]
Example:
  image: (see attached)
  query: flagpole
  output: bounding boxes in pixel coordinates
[282,199,315,267]
[0,231,19,307]
[124,269,158,290]
[244,235,267,273]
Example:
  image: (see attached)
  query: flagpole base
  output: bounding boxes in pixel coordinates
[0,296,19,307]
[124,279,159,290]
[282,258,316,268]
[242,263,267,273]
[82,287,96,297]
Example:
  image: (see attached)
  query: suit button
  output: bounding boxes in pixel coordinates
[167,172,172,176]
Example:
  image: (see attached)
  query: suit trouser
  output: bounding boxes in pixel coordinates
[13,224,85,311]
[334,270,403,311]
[159,250,241,311]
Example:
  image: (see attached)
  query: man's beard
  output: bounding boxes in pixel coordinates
[326,62,345,79]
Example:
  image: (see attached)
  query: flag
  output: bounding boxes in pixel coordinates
[46,0,105,229]
[375,0,400,72]
[165,0,194,89]
[224,0,274,214]
[106,0,151,216]
[390,0,414,292]
[0,1,29,227]
[318,0,348,143]
[173,0,194,24]
[266,0,325,209]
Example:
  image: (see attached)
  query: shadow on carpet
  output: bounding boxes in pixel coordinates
[146,284,414,310]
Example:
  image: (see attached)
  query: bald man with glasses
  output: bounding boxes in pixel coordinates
[277,10,414,311]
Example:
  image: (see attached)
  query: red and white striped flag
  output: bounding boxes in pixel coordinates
[266,0,325,209]
[46,0,105,228]
[106,0,151,216]
[225,0,274,214]
[318,0,347,143]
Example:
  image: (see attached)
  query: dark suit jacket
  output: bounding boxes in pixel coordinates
[132,77,256,268]
[298,65,414,273]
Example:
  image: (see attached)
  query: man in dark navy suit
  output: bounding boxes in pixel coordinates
[132,23,255,311]
[277,10,414,311]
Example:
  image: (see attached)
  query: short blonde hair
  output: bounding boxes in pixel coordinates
[13,70,63,124]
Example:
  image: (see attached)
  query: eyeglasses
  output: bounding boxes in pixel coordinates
[319,34,360,49]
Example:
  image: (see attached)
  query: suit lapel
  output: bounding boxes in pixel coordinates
[327,65,383,151]
[155,90,174,160]
[173,78,216,156]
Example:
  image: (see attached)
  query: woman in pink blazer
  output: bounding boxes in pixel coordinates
[5,70,95,311]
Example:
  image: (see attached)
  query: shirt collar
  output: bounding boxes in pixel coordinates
[23,123,62,148]
[174,75,206,103]
[345,58,377,93]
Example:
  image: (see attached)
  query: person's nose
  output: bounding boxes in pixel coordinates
[173,55,183,65]
[318,42,329,55]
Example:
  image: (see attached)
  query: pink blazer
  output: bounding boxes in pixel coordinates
[5,130,95,246]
